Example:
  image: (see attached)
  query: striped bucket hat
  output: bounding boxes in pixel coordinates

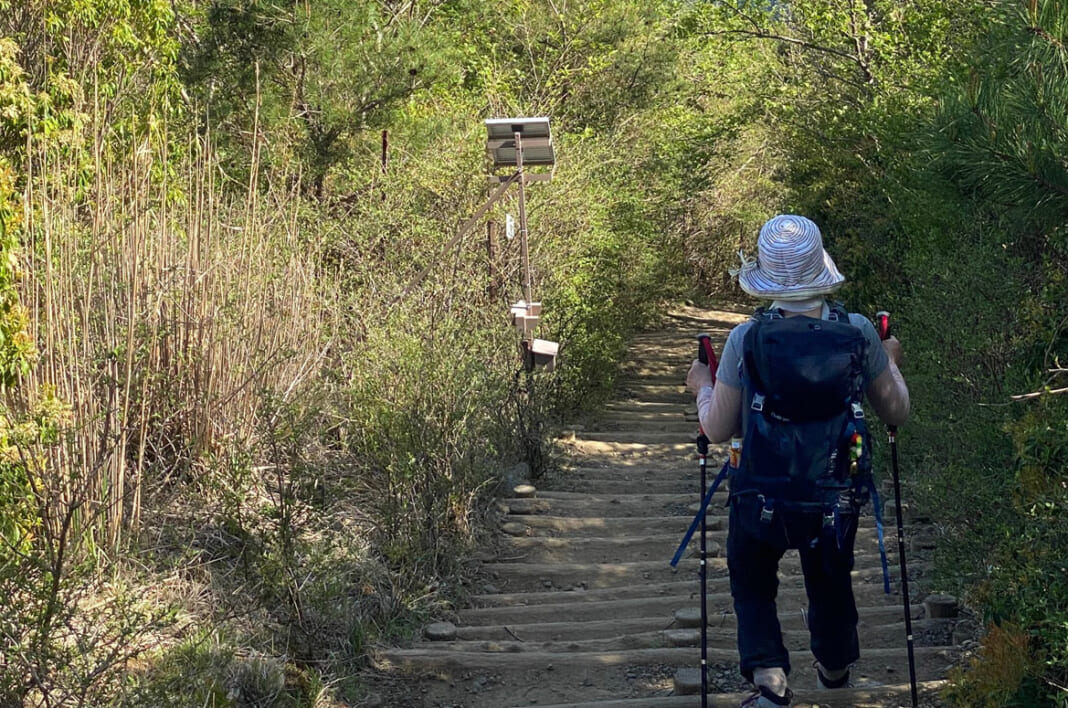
[732,215,846,300]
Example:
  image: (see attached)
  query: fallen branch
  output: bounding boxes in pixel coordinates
[1010,386,1068,401]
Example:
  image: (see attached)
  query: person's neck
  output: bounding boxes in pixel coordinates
[770,297,825,317]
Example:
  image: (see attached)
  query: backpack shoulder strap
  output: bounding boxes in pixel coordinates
[826,301,850,323]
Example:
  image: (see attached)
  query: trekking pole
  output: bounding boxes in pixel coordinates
[876,311,918,708]
[695,333,717,708]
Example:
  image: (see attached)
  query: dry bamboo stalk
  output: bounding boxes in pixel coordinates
[15,86,329,553]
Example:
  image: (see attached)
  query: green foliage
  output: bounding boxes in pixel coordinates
[0,41,36,390]
[340,314,513,569]
[1,0,181,135]
[0,394,177,706]
[181,0,466,194]
[536,130,683,413]
[0,159,33,389]
[672,0,1066,701]
[22,0,1068,703]
[123,628,335,707]
[931,2,1068,248]
[918,5,1068,700]
[943,623,1039,707]
[122,633,236,706]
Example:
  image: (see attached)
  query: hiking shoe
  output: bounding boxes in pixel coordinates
[814,662,882,689]
[740,685,793,707]
[815,666,851,688]
[814,660,852,688]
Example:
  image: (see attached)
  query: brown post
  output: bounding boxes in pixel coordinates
[381,130,389,174]
[379,130,389,201]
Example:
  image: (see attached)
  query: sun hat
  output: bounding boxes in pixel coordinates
[731,215,846,300]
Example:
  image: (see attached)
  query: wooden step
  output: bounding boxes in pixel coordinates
[456,596,918,628]
[375,645,957,686]
[514,681,949,708]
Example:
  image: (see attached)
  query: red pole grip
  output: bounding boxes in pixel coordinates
[875,311,891,341]
[697,334,718,385]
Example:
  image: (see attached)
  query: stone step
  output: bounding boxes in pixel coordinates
[625,337,704,351]
[574,421,700,436]
[602,400,690,413]
[501,494,697,518]
[558,437,698,450]
[481,559,712,589]
[613,385,692,404]
[580,410,696,424]
[557,438,698,461]
[500,493,908,530]
[535,490,710,503]
[549,464,722,483]
[507,505,906,536]
[618,373,691,387]
[493,533,709,564]
[546,455,728,476]
[502,514,896,539]
[502,495,706,518]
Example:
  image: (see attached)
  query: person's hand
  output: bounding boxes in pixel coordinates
[882,336,903,368]
[686,359,714,395]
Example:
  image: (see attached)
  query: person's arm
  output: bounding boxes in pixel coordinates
[685,324,746,443]
[694,379,742,443]
[865,336,910,427]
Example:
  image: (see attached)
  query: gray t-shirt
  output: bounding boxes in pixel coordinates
[716,305,889,389]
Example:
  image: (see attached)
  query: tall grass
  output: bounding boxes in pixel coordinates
[6,87,560,703]
[20,109,331,550]
[3,89,348,701]
[3,57,685,706]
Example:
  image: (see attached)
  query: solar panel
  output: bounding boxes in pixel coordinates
[485,117,551,140]
[485,117,555,167]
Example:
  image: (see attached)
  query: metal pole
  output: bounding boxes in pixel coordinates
[889,426,919,707]
[695,334,717,708]
[875,311,918,707]
[698,434,709,707]
[487,220,499,301]
[514,131,532,307]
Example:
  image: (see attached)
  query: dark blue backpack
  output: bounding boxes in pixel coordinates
[734,304,872,528]
[671,304,889,591]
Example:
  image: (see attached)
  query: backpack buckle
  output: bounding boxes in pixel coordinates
[851,402,864,419]
[752,393,765,413]
[822,510,836,528]
[758,495,775,524]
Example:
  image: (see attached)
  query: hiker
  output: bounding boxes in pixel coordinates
[684,214,910,706]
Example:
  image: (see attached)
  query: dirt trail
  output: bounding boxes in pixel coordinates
[374,306,964,707]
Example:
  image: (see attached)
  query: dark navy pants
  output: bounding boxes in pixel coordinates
[726,498,861,682]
